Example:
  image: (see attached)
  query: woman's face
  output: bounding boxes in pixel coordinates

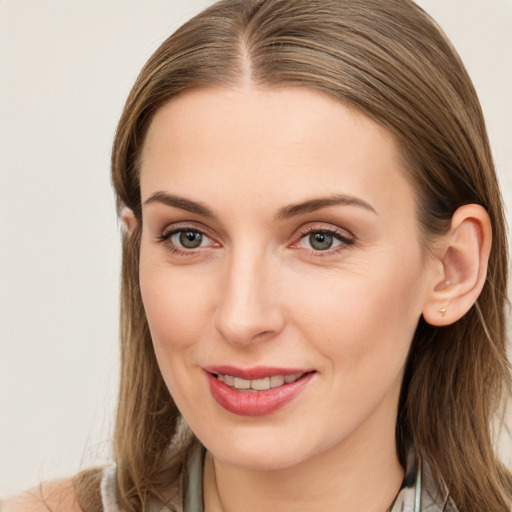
[138,87,437,470]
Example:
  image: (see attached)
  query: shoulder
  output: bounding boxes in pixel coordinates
[1,479,82,512]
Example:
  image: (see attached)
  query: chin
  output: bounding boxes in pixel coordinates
[193,420,333,471]
[212,443,308,471]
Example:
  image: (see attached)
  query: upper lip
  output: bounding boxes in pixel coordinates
[203,365,315,380]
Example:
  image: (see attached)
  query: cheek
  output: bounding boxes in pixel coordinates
[139,256,212,352]
[289,253,425,375]
[138,255,215,410]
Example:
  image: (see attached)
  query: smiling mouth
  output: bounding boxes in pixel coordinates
[205,368,316,416]
[214,372,308,392]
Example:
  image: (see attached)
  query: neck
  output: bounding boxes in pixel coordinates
[203,417,404,512]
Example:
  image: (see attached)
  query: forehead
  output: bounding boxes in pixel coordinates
[139,86,416,221]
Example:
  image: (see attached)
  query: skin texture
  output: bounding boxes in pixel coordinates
[1,480,80,512]
[6,87,491,512]
[137,86,440,511]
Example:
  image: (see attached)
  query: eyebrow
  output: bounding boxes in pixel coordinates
[144,191,215,217]
[143,191,377,219]
[275,194,377,219]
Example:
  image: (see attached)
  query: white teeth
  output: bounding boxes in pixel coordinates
[270,375,285,387]
[233,377,251,389]
[217,373,305,390]
[251,377,270,391]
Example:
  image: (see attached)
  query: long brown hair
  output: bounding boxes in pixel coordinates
[74,1,511,510]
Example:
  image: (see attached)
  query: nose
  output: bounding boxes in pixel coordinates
[214,249,284,346]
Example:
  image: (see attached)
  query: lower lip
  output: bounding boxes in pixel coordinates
[205,372,315,417]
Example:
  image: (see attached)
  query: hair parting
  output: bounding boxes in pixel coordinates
[74,2,511,511]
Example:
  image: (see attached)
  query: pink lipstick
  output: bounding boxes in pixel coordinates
[203,366,315,416]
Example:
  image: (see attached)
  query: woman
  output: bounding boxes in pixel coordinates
[4,0,511,511]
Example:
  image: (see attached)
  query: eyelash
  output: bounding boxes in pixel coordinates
[157,225,217,257]
[156,225,355,257]
[292,226,355,256]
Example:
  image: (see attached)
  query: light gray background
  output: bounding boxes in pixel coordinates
[1,0,511,497]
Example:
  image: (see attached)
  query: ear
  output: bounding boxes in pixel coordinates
[422,204,492,326]
[121,207,138,236]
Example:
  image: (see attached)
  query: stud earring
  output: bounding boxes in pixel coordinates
[440,307,447,317]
